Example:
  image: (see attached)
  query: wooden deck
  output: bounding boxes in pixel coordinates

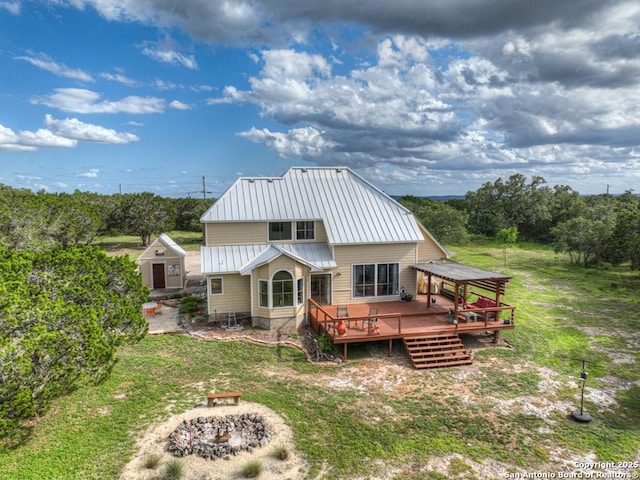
[308,293,515,366]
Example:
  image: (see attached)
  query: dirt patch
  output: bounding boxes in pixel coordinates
[120,402,307,480]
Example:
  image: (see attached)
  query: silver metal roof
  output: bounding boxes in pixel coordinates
[201,243,337,275]
[200,167,424,244]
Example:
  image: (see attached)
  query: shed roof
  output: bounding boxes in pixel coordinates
[138,233,186,261]
[200,167,425,245]
[201,243,337,275]
[412,262,511,283]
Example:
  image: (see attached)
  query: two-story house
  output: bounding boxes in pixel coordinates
[200,167,449,332]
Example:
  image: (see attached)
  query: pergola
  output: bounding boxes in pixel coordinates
[412,262,512,317]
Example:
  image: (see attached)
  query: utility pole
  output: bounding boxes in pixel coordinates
[202,176,206,199]
[606,184,610,195]
[119,183,122,195]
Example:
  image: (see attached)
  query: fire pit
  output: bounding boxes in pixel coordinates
[167,413,271,461]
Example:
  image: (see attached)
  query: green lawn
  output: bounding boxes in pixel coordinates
[95,231,203,259]
[1,241,638,479]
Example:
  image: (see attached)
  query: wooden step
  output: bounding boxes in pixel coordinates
[402,334,472,370]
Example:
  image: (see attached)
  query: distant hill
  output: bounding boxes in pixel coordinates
[391,195,465,202]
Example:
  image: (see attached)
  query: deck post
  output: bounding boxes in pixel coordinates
[388,339,394,357]
[492,330,500,343]
[343,343,348,361]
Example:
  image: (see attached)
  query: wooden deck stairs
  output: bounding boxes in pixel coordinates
[403,333,473,369]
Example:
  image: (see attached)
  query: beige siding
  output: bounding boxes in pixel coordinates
[416,226,449,262]
[204,220,328,246]
[139,258,185,289]
[207,274,251,315]
[205,222,266,245]
[251,256,307,319]
[331,243,418,304]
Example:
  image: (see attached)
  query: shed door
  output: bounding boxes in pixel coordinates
[152,264,166,289]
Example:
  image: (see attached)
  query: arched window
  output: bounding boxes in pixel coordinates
[272,270,294,307]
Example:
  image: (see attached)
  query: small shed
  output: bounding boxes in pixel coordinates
[138,233,187,290]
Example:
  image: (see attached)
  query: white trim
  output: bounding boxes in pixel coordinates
[209,277,223,296]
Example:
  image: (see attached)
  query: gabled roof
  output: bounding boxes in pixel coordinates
[201,243,337,275]
[138,233,186,260]
[200,167,424,245]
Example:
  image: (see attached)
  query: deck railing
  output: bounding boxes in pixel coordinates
[308,298,403,338]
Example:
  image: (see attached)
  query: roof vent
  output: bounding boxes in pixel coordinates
[267,179,273,183]
[301,168,307,173]
[248,179,255,183]
[336,168,343,173]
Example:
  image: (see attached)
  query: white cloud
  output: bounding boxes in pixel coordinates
[0,1,20,15]
[141,47,198,69]
[0,115,138,152]
[15,53,94,82]
[239,126,335,159]
[33,88,166,114]
[44,114,139,144]
[101,71,138,86]
[77,168,100,178]
[169,100,191,110]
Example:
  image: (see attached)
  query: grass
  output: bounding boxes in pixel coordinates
[0,241,638,479]
[94,230,202,259]
[159,458,184,480]
[240,459,263,478]
[142,453,162,469]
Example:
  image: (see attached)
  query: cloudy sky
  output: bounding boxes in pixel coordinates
[1,0,639,197]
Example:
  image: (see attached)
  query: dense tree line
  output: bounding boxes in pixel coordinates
[0,185,211,249]
[400,174,640,270]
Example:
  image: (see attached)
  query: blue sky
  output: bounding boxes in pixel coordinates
[1,0,639,197]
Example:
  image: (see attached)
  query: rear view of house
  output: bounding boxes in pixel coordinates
[200,167,448,332]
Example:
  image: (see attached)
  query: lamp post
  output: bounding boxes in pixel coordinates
[571,359,593,423]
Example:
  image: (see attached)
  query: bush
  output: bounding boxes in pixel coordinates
[160,458,184,480]
[178,295,201,314]
[272,444,290,460]
[142,453,162,469]
[241,459,263,478]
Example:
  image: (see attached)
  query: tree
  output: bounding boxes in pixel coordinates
[398,196,469,245]
[466,174,552,241]
[551,209,615,267]
[496,226,518,266]
[0,246,148,440]
[119,193,176,246]
[602,190,640,269]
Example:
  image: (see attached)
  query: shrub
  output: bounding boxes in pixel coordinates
[160,458,184,480]
[272,444,289,460]
[142,453,162,469]
[241,459,263,478]
[178,295,200,314]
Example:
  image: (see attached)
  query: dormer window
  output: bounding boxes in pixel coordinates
[296,221,315,240]
[268,222,292,241]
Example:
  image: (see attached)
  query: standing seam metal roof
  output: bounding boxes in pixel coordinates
[200,167,424,244]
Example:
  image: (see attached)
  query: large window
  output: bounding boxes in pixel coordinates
[353,263,399,297]
[377,263,399,296]
[272,270,294,307]
[268,222,292,241]
[296,221,315,240]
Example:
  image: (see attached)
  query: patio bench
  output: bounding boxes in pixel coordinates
[207,391,242,407]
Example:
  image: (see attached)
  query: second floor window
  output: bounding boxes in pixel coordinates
[268,222,292,241]
[296,221,315,240]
